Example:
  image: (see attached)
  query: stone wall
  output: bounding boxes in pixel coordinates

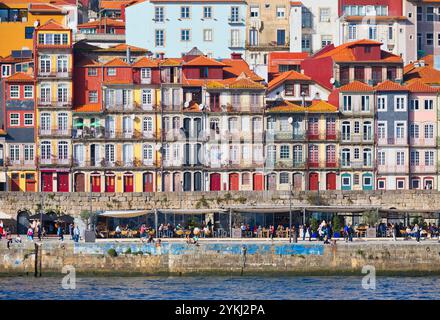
[1,190,440,219]
[2,241,440,276]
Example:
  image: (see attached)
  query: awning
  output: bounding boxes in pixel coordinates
[99,210,151,218]
[73,118,84,128]
[0,172,6,183]
[0,211,13,220]
[157,209,227,214]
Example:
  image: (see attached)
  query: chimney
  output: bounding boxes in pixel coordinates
[126,46,131,63]
[158,52,165,60]
[231,52,242,60]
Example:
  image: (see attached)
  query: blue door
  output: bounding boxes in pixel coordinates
[277,29,286,45]
[341,173,351,191]
[362,173,373,190]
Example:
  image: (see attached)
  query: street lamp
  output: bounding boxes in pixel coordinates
[289,183,292,243]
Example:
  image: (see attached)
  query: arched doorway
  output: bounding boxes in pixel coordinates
[229,173,239,191]
[194,172,202,191]
[210,173,221,191]
[326,172,336,190]
[123,173,134,192]
[17,210,30,234]
[253,173,263,191]
[143,172,154,192]
[293,173,302,191]
[309,172,319,191]
[74,173,85,192]
[266,173,276,191]
[105,173,115,192]
[173,172,182,192]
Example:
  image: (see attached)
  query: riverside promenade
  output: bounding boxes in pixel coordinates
[1,238,440,276]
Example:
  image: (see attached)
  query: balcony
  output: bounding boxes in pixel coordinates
[162,104,182,112]
[39,157,71,166]
[410,164,436,174]
[37,99,72,108]
[38,71,72,79]
[341,160,373,170]
[410,138,436,147]
[266,131,305,141]
[246,41,290,51]
[228,16,245,24]
[377,164,408,174]
[228,39,245,48]
[39,128,72,137]
[73,158,158,169]
[265,159,306,169]
[4,158,36,168]
[341,134,373,144]
[73,128,157,141]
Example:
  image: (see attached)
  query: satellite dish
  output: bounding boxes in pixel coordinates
[184,101,190,108]
[199,104,204,111]
[34,20,40,28]
[330,78,335,85]
[288,117,293,124]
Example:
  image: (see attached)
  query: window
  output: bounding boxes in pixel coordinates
[341,149,350,166]
[285,83,295,96]
[424,99,433,110]
[343,96,352,111]
[396,122,405,139]
[410,99,419,110]
[321,35,332,48]
[230,7,240,22]
[300,84,309,96]
[368,25,377,40]
[417,6,423,21]
[9,85,19,98]
[1,65,11,77]
[142,89,152,106]
[25,27,34,39]
[155,29,164,46]
[41,141,51,160]
[58,141,68,160]
[181,29,190,41]
[361,96,370,112]
[276,6,285,18]
[24,145,34,162]
[250,6,259,17]
[181,6,190,19]
[267,145,276,162]
[377,96,386,111]
[24,113,33,126]
[10,113,19,126]
[377,151,385,165]
[320,8,330,22]
[388,26,393,40]
[280,145,290,159]
[410,124,419,138]
[155,7,164,22]
[377,179,385,190]
[141,68,151,80]
[396,179,405,190]
[363,122,372,141]
[302,35,311,51]
[105,144,115,163]
[203,6,212,19]
[354,148,360,160]
[89,91,98,103]
[410,151,419,166]
[293,145,302,164]
[57,83,68,103]
[354,121,360,134]
[378,123,386,139]
[348,24,357,40]
[425,151,434,166]
[427,33,433,46]
[396,151,405,166]
[203,29,212,41]
[279,172,289,184]
[424,124,434,139]
[9,145,19,162]
[427,6,434,21]
[395,96,406,111]
[107,68,116,76]
[39,55,51,74]
[57,55,68,73]
[24,85,33,98]
[88,68,97,76]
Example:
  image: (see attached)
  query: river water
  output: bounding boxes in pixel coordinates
[0,276,439,300]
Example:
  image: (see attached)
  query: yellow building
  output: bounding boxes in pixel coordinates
[0,1,70,57]
[34,19,73,192]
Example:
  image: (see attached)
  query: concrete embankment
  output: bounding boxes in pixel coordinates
[1,241,440,276]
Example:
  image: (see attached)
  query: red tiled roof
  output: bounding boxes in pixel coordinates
[37,19,68,30]
[404,55,440,86]
[268,51,308,74]
[104,57,130,67]
[132,57,159,68]
[268,70,311,91]
[184,55,226,67]
[221,59,263,82]
[5,72,34,82]
[406,80,440,93]
[339,81,374,92]
[159,58,183,66]
[267,100,337,113]
[0,129,7,136]
[78,18,125,29]
[100,0,140,10]
[97,43,149,53]
[29,3,65,14]
[374,80,408,91]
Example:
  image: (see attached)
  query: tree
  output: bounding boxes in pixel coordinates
[363,210,380,227]
[80,210,96,230]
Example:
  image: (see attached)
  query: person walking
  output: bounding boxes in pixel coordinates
[392,223,397,241]
[344,224,350,243]
[6,228,12,249]
[73,225,80,243]
[69,223,74,240]
[37,223,42,242]
[57,224,64,241]
[27,225,34,241]
[414,224,421,242]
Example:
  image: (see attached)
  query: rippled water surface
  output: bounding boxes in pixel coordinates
[0,276,439,300]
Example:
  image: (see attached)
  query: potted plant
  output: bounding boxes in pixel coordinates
[310,217,319,238]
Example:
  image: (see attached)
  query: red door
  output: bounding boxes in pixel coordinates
[143,173,153,192]
[91,175,101,192]
[229,173,239,191]
[210,173,221,191]
[11,173,20,191]
[41,173,53,192]
[57,173,69,192]
[253,173,263,190]
[309,172,319,191]
[105,175,115,192]
[326,172,336,190]
[124,174,134,192]
[74,173,85,192]
[25,174,36,192]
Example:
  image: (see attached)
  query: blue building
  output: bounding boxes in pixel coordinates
[125,0,247,59]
